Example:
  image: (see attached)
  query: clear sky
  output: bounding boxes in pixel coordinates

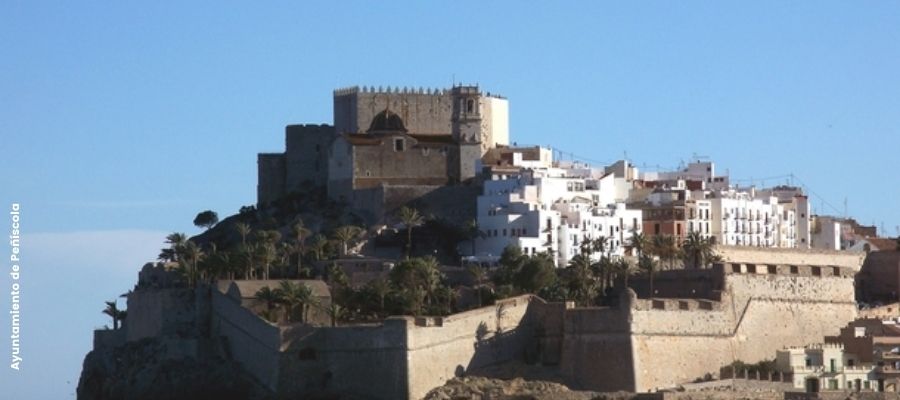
[2,2,899,397]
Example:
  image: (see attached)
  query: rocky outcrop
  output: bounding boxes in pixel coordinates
[77,336,271,400]
[424,376,607,400]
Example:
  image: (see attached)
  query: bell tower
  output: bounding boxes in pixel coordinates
[451,85,484,145]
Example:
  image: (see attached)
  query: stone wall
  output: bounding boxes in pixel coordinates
[351,184,479,225]
[257,153,285,207]
[560,296,637,392]
[211,290,282,390]
[717,246,865,270]
[351,135,453,189]
[334,88,454,136]
[406,296,537,399]
[856,251,900,303]
[627,264,857,392]
[284,124,335,190]
[277,320,410,399]
[125,288,207,342]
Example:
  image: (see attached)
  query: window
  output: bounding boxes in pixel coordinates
[466,99,474,113]
[394,138,405,151]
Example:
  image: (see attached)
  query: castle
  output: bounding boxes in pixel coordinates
[85,246,865,399]
[257,85,509,222]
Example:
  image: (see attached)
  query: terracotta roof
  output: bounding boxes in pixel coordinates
[866,238,899,252]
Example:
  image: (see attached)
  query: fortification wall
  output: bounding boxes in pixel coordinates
[351,138,451,189]
[629,268,723,300]
[406,295,536,400]
[334,87,454,135]
[352,184,478,224]
[628,266,857,392]
[257,153,286,206]
[717,246,865,270]
[125,288,205,342]
[559,298,637,391]
[284,124,334,190]
[277,320,409,399]
[528,299,570,365]
[210,290,282,390]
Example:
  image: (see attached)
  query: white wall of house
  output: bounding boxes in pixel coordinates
[473,155,642,267]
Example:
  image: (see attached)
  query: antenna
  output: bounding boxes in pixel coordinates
[843,197,848,219]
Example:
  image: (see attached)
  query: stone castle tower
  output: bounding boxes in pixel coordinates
[332,85,509,155]
[258,85,509,213]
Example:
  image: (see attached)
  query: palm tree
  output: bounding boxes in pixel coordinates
[615,258,635,290]
[255,286,283,322]
[324,303,345,327]
[591,236,610,258]
[397,206,424,259]
[291,220,312,278]
[682,231,714,269]
[651,235,679,270]
[235,223,254,279]
[278,280,318,324]
[235,223,252,246]
[567,254,597,306]
[333,225,363,256]
[102,300,125,330]
[630,231,648,259]
[158,232,187,263]
[467,264,487,307]
[418,256,443,308]
[255,230,282,280]
[368,278,391,314]
[639,255,658,298]
[309,234,329,262]
[182,240,204,287]
[464,219,484,256]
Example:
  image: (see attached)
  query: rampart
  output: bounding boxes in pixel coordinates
[566,260,858,392]
[103,248,863,399]
[212,290,538,399]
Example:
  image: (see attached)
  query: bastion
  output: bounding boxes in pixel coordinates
[82,248,864,399]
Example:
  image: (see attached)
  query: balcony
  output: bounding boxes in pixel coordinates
[877,365,900,375]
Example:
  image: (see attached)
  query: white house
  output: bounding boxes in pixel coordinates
[471,149,642,267]
[776,343,877,392]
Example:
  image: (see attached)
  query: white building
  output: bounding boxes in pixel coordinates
[811,215,843,251]
[636,160,811,249]
[776,343,877,392]
[472,148,641,267]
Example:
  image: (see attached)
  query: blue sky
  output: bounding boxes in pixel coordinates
[2,2,899,397]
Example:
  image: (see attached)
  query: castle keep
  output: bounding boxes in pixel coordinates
[257,85,509,222]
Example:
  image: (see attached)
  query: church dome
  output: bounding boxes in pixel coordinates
[367,109,407,133]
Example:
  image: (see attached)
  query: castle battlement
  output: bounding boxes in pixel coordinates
[333,85,449,96]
